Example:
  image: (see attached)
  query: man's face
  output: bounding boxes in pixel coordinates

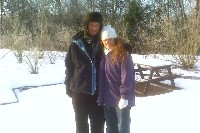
[88,22,101,36]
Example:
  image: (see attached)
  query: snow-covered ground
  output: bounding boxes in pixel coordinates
[0,49,200,133]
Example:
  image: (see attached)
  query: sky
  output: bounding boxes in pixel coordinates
[0,48,200,133]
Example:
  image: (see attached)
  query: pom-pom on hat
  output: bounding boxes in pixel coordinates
[101,25,117,41]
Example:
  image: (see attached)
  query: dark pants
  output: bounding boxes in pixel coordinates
[104,106,131,133]
[72,93,105,133]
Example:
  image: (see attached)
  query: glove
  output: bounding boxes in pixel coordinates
[118,98,128,109]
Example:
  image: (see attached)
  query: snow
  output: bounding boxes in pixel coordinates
[0,49,200,133]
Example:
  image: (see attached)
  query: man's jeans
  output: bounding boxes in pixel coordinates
[104,106,131,133]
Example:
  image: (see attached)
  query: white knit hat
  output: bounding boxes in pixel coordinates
[101,25,117,41]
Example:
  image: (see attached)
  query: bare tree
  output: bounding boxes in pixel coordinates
[97,0,130,37]
[0,0,3,36]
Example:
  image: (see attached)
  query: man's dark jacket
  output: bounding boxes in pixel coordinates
[65,30,103,97]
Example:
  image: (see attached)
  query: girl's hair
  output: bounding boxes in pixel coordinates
[110,38,132,64]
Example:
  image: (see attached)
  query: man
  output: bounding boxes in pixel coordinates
[65,12,104,133]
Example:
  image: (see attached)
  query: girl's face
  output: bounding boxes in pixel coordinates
[102,38,114,50]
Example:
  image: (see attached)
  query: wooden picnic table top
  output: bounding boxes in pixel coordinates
[134,60,172,67]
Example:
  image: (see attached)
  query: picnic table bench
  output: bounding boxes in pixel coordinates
[134,62,179,96]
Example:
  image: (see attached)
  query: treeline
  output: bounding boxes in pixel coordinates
[0,0,200,69]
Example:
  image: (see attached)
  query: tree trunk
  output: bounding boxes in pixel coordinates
[1,0,3,36]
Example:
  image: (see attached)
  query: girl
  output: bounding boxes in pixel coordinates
[98,25,136,133]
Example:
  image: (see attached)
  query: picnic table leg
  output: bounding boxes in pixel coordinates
[137,64,145,79]
[144,82,150,96]
[143,70,154,96]
[167,67,175,86]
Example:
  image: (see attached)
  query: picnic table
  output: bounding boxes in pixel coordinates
[134,58,179,96]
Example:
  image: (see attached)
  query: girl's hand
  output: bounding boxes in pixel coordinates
[118,98,128,109]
